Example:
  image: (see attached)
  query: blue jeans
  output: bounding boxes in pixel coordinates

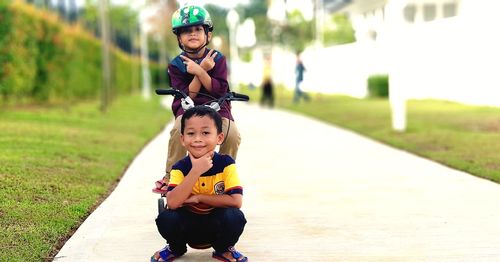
[294,80,310,103]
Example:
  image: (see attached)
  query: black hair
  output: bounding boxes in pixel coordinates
[181,105,223,134]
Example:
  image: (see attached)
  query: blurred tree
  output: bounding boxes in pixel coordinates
[236,0,355,51]
[281,10,314,52]
[68,0,78,22]
[28,0,53,10]
[160,0,178,59]
[80,0,99,36]
[323,13,355,45]
[57,0,66,19]
[79,1,139,54]
[108,5,138,53]
[204,4,229,55]
[143,0,176,63]
[238,0,314,52]
[239,0,272,44]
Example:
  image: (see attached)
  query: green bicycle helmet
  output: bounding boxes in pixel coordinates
[172,5,213,35]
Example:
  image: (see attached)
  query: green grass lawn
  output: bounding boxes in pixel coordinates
[242,85,500,184]
[0,95,171,261]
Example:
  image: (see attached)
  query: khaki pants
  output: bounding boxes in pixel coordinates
[165,116,241,179]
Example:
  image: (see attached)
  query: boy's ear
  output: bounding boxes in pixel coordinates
[207,32,212,42]
[180,134,186,147]
[216,131,224,145]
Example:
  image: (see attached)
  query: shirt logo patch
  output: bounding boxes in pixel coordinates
[214,181,225,195]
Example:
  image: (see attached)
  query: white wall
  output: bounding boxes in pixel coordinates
[383,0,500,107]
[302,0,500,107]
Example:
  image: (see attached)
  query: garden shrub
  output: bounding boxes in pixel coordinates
[0,1,160,105]
[367,74,389,98]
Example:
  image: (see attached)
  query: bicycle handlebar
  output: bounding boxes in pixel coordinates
[155,88,249,102]
[155,88,249,112]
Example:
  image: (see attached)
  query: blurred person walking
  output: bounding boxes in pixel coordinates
[260,77,274,108]
[260,54,274,107]
[294,52,310,103]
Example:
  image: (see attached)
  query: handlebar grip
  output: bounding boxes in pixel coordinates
[231,92,250,101]
[155,88,189,99]
[155,89,178,96]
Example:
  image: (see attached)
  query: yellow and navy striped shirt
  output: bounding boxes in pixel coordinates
[167,152,243,196]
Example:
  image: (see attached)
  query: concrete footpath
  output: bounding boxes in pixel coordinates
[54,103,500,261]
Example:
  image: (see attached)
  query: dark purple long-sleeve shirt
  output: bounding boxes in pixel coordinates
[167,48,233,121]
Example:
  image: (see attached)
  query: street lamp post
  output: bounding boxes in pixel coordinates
[226,9,239,90]
[98,0,112,112]
[267,0,287,93]
[267,0,287,44]
[139,25,151,100]
[314,0,325,48]
[385,0,408,131]
[139,4,161,101]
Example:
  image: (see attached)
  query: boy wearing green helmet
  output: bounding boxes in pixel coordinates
[171,5,213,53]
[151,5,248,262]
[159,5,241,181]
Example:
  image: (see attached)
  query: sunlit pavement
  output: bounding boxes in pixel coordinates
[54,102,500,261]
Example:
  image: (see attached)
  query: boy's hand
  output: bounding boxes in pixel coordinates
[199,49,217,71]
[183,194,199,204]
[180,55,203,75]
[189,151,213,176]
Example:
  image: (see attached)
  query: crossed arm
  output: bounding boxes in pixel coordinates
[180,49,218,99]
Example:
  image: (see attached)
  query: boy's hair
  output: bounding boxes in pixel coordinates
[181,106,223,134]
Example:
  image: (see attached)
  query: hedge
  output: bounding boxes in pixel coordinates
[0,1,163,104]
[367,74,389,98]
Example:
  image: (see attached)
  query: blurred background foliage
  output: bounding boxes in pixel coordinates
[0,0,355,105]
[0,1,163,105]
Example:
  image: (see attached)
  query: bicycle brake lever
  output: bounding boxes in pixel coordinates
[181,96,195,110]
[208,102,220,112]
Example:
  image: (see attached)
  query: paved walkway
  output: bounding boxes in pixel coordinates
[54,103,500,261]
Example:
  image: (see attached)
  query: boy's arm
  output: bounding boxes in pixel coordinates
[168,60,206,99]
[185,49,218,99]
[184,160,243,208]
[206,55,229,98]
[186,193,242,208]
[187,77,202,99]
[181,52,229,98]
[181,55,213,92]
[166,151,213,209]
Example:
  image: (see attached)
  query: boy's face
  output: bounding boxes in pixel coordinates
[180,115,224,159]
[178,25,212,52]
